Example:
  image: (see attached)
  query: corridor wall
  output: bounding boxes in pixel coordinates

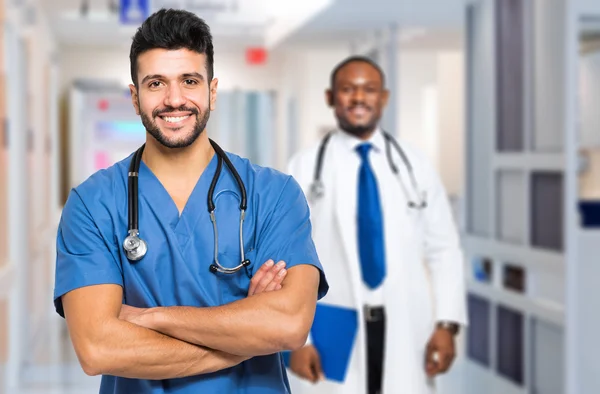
[463,1,567,393]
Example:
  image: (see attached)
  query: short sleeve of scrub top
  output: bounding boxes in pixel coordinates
[54,189,123,317]
[253,175,328,299]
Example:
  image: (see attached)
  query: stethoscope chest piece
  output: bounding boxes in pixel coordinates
[123,140,249,274]
[123,232,147,262]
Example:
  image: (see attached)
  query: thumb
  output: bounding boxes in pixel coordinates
[425,343,438,373]
[311,349,325,381]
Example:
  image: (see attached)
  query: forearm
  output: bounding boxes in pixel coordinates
[79,318,247,379]
[148,291,312,357]
[427,250,467,324]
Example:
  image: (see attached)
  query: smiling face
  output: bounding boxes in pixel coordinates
[129,48,218,149]
[326,60,389,138]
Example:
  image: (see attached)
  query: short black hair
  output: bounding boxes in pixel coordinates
[330,55,386,90]
[129,8,214,87]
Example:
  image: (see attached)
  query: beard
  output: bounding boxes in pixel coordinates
[139,102,210,149]
[336,104,379,138]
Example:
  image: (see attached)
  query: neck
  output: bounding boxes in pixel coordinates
[342,127,377,141]
[141,132,214,182]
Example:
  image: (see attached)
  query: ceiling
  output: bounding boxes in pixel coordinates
[40,0,465,51]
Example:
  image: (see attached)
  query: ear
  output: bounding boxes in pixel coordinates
[209,78,219,111]
[129,84,140,116]
[325,89,334,107]
[381,88,390,108]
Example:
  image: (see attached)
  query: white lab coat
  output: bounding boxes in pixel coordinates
[286,130,467,394]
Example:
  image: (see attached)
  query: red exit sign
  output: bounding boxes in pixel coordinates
[246,47,267,65]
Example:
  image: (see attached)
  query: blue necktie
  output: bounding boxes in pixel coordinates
[355,143,386,289]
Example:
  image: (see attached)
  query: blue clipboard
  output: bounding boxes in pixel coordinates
[283,303,358,382]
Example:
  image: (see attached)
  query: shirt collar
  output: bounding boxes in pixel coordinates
[336,126,386,154]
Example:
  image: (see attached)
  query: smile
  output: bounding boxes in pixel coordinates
[161,115,191,123]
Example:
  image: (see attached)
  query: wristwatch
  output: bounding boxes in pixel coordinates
[437,321,460,335]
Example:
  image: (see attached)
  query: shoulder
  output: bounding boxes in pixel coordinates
[393,136,443,187]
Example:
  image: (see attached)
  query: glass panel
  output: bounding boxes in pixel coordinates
[497,304,524,385]
[532,319,564,394]
[533,0,566,151]
[497,170,526,243]
[495,0,525,151]
[531,172,564,251]
[466,2,493,236]
[467,293,491,366]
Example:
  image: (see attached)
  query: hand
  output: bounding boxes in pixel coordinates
[247,260,287,296]
[425,328,456,377]
[290,345,324,384]
[119,304,153,328]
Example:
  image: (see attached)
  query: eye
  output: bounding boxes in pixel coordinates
[184,79,198,85]
[148,81,163,88]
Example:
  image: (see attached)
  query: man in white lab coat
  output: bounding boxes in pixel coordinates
[286,56,467,394]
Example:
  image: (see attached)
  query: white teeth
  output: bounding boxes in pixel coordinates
[163,115,190,123]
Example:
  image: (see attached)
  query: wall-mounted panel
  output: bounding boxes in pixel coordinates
[502,264,526,293]
[531,320,563,394]
[497,305,524,385]
[531,172,564,251]
[533,0,566,151]
[472,256,493,283]
[497,170,526,243]
[467,293,491,367]
[495,0,525,152]
[466,2,494,236]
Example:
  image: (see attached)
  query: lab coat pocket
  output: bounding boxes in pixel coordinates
[215,249,257,305]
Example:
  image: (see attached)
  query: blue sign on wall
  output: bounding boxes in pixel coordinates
[120,0,150,25]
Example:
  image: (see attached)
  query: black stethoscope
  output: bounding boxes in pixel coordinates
[309,130,428,209]
[122,139,251,275]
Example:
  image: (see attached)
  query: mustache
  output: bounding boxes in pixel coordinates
[152,106,199,118]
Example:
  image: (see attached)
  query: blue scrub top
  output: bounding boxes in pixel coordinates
[54,150,328,394]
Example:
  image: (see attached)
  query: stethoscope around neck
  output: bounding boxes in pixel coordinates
[123,139,252,275]
[310,130,428,209]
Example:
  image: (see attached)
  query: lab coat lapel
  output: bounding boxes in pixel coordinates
[330,133,369,388]
[331,133,362,304]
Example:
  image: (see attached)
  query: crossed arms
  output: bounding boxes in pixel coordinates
[62,261,320,380]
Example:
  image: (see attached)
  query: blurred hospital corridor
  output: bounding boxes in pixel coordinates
[1,0,600,393]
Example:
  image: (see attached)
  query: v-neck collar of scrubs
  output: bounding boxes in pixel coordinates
[137,152,220,250]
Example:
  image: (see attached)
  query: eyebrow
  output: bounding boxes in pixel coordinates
[140,72,206,85]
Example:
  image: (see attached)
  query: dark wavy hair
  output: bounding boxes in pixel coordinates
[129,8,214,87]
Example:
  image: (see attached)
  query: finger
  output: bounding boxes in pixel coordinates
[437,350,454,373]
[306,365,319,383]
[311,351,325,382]
[296,365,315,383]
[425,346,438,377]
[264,267,287,292]
[248,260,274,296]
[256,261,285,293]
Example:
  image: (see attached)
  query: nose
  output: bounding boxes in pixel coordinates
[164,83,187,108]
[351,88,366,103]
